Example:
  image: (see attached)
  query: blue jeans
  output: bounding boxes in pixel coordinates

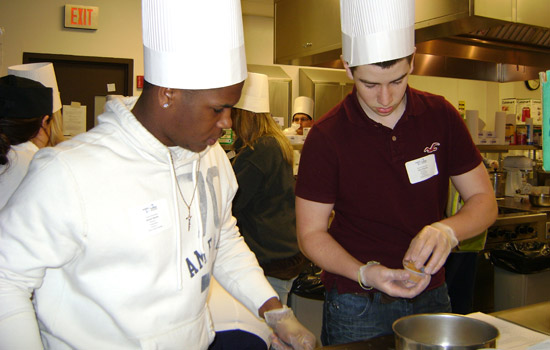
[321,284,452,346]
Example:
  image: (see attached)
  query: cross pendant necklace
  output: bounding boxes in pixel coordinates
[185,212,192,231]
[171,153,201,232]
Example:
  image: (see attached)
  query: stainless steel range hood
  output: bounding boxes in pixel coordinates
[274,0,550,82]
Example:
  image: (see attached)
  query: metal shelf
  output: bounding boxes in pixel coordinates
[477,145,541,152]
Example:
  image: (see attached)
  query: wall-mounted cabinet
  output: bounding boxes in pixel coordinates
[274,0,341,65]
[475,0,550,28]
[247,64,292,127]
[299,68,354,121]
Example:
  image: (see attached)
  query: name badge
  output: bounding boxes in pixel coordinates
[405,154,438,184]
[128,199,171,236]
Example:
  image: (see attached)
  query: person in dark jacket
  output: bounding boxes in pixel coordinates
[231,72,306,305]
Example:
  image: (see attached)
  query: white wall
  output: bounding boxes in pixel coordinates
[0,0,143,95]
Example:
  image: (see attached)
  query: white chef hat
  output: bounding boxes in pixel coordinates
[8,62,62,113]
[341,0,415,67]
[142,0,247,90]
[234,72,270,113]
[292,96,314,119]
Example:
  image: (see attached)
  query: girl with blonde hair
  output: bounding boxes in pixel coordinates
[230,73,305,306]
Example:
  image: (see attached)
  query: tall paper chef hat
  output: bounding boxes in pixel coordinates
[234,73,270,113]
[142,0,247,90]
[341,0,415,67]
[293,96,314,119]
[8,62,62,113]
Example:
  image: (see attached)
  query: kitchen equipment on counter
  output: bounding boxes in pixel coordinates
[503,156,534,197]
[529,193,550,207]
[536,168,550,186]
[392,313,499,350]
[505,168,523,196]
[489,170,506,198]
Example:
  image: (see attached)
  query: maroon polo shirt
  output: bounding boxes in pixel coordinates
[295,86,482,294]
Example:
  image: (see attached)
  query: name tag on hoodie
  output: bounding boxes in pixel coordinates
[129,199,171,236]
[405,154,438,184]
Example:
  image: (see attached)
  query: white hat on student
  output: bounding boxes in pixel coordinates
[142,0,247,90]
[292,96,314,119]
[234,72,270,113]
[8,62,62,113]
[340,0,415,67]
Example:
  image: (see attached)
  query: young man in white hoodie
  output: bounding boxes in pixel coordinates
[0,1,314,349]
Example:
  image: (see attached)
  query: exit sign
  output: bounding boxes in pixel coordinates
[64,4,99,30]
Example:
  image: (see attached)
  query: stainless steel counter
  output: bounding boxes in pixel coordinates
[316,302,550,349]
[492,301,550,336]
[498,196,550,216]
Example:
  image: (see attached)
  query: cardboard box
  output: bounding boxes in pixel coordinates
[502,98,543,125]
[517,98,542,124]
[501,98,518,123]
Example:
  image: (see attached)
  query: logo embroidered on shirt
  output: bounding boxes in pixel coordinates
[424,142,440,153]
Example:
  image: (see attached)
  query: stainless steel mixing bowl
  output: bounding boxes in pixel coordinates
[529,193,550,207]
[393,313,499,350]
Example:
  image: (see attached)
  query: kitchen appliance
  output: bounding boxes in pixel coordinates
[473,203,547,313]
[491,240,550,311]
[503,156,533,197]
[505,168,523,196]
[529,193,550,207]
[392,313,499,349]
[489,171,506,198]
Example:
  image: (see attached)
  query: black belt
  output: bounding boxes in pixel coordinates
[365,291,422,304]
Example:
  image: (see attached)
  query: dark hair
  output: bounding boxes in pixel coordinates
[0,116,45,166]
[350,54,414,74]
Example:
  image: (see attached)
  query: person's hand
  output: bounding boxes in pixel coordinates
[265,306,315,350]
[359,262,430,298]
[403,223,458,275]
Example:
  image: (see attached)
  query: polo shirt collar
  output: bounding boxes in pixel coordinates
[347,85,426,128]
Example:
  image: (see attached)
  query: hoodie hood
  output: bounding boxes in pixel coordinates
[98,96,208,165]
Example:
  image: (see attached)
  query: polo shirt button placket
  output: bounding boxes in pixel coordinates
[391,136,397,141]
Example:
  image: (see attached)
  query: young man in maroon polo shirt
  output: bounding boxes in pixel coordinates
[294,0,497,346]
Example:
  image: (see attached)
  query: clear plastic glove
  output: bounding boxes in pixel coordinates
[359,262,430,298]
[264,306,315,350]
[405,222,458,275]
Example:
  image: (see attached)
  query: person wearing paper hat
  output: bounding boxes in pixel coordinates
[231,72,306,305]
[0,1,314,349]
[291,96,314,135]
[8,62,65,147]
[295,0,497,345]
[0,73,60,209]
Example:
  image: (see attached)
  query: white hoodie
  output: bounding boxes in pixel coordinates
[0,140,39,209]
[0,97,277,349]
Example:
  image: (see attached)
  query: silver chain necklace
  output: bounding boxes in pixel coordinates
[170,153,201,231]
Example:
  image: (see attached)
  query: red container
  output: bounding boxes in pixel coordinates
[522,107,531,122]
[516,125,527,145]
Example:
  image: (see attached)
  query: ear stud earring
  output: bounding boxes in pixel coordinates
[163,103,169,108]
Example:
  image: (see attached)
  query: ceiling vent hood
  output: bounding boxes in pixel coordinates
[274,0,550,82]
